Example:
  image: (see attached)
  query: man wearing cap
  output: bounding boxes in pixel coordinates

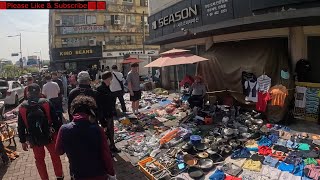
[18,83,64,180]
[68,71,97,121]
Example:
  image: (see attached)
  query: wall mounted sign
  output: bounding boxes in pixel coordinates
[152,4,199,30]
[148,0,320,41]
[60,25,107,35]
[51,46,102,61]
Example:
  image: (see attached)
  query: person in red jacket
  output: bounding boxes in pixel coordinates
[18,83,63,180]
[55,95,115,180]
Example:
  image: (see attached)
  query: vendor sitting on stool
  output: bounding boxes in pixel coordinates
[188,76,207,108]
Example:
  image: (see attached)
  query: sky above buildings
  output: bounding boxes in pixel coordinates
[0,9,49,63]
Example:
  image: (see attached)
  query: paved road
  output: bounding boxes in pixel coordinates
[0,137,147,180]
[0,104,147,180]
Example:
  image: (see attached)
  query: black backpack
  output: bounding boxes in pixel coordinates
[26,101,52,146]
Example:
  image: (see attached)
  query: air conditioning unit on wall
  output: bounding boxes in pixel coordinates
[114,20,121,25]
[89,39,96,46]
[55,19,62,26]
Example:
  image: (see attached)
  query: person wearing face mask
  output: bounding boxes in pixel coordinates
[96,71,120,153]
[55,95,116,180]
[188,76,207,108]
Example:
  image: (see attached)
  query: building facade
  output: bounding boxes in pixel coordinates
[147,0,320,89]
[49,0,159,75]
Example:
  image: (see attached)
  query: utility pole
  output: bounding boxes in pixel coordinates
[142,11,146,55]
[19,33,22,61]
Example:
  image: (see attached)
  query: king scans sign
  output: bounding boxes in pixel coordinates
[152,5,199,30]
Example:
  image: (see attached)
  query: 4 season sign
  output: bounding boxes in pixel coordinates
[152,5,199,30]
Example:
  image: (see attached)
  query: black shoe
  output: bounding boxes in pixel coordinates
[57,176,64,180]
[110,146,121,153]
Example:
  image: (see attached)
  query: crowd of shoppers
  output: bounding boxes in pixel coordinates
[16,63,142,180]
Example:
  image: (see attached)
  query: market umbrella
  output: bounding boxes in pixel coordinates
[121,57,143,64]
[144,48,209,91]
[144,48,208,68]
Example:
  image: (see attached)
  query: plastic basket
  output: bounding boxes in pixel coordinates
[138,157,166,180]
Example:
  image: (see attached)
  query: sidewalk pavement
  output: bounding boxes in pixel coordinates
[0,138,147,180]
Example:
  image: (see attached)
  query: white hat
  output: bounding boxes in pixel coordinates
[77,71,91,83]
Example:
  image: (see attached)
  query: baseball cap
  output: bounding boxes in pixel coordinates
[77,71,91,83]
[28,83,40,95]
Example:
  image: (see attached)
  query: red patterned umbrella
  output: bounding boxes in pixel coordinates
[121,57,143,64]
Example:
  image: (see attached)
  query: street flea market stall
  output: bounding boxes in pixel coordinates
[115,90,320,180]
[112,40,320,180]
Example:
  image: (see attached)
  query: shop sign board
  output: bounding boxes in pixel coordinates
[148,0,320,40]
[152,4,199,30]
[201,0,234,25]
[60,25,107,35]
[51,46,102,61]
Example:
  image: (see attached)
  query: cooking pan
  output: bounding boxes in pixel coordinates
[210,153,224,164]
[194,143,208,152]
[198,158,214,171]
[197,152,209,159]
[188,166,204,179]
[181,143,193,152]
[183,154,197,166]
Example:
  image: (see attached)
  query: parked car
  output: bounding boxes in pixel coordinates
[0,80,24,106]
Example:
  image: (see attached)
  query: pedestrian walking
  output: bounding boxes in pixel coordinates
[55,95,116,180]
[61,72,68,100]
[52,72,64,99]
[18,83,63,180]
[68,71,97,121]
[110,65,127,113]
[96,71,120,153]
[42,75,63,125]
[126,63,141,114]
[24,76,34,100]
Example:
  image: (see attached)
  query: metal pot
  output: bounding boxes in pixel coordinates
[253,119,264,126]
[198,159,214,171]
[245,119,252,126]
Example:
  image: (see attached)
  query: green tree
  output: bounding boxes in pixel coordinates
[0,65,38,79]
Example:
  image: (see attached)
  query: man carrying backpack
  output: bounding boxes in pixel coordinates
[18,83,64,180]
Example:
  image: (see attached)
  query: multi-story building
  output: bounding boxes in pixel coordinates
[49,0,159,75]
[147,0,320,89]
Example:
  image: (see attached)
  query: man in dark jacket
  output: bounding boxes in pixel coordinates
[18,83,63,180]
[55,95,115,180]
[96,71,120,153]
[68,71,97,121]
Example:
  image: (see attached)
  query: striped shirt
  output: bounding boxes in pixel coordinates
[257,75,271,93]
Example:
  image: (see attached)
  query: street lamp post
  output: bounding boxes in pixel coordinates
[34,50,42,68]
[7,33,22,68]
